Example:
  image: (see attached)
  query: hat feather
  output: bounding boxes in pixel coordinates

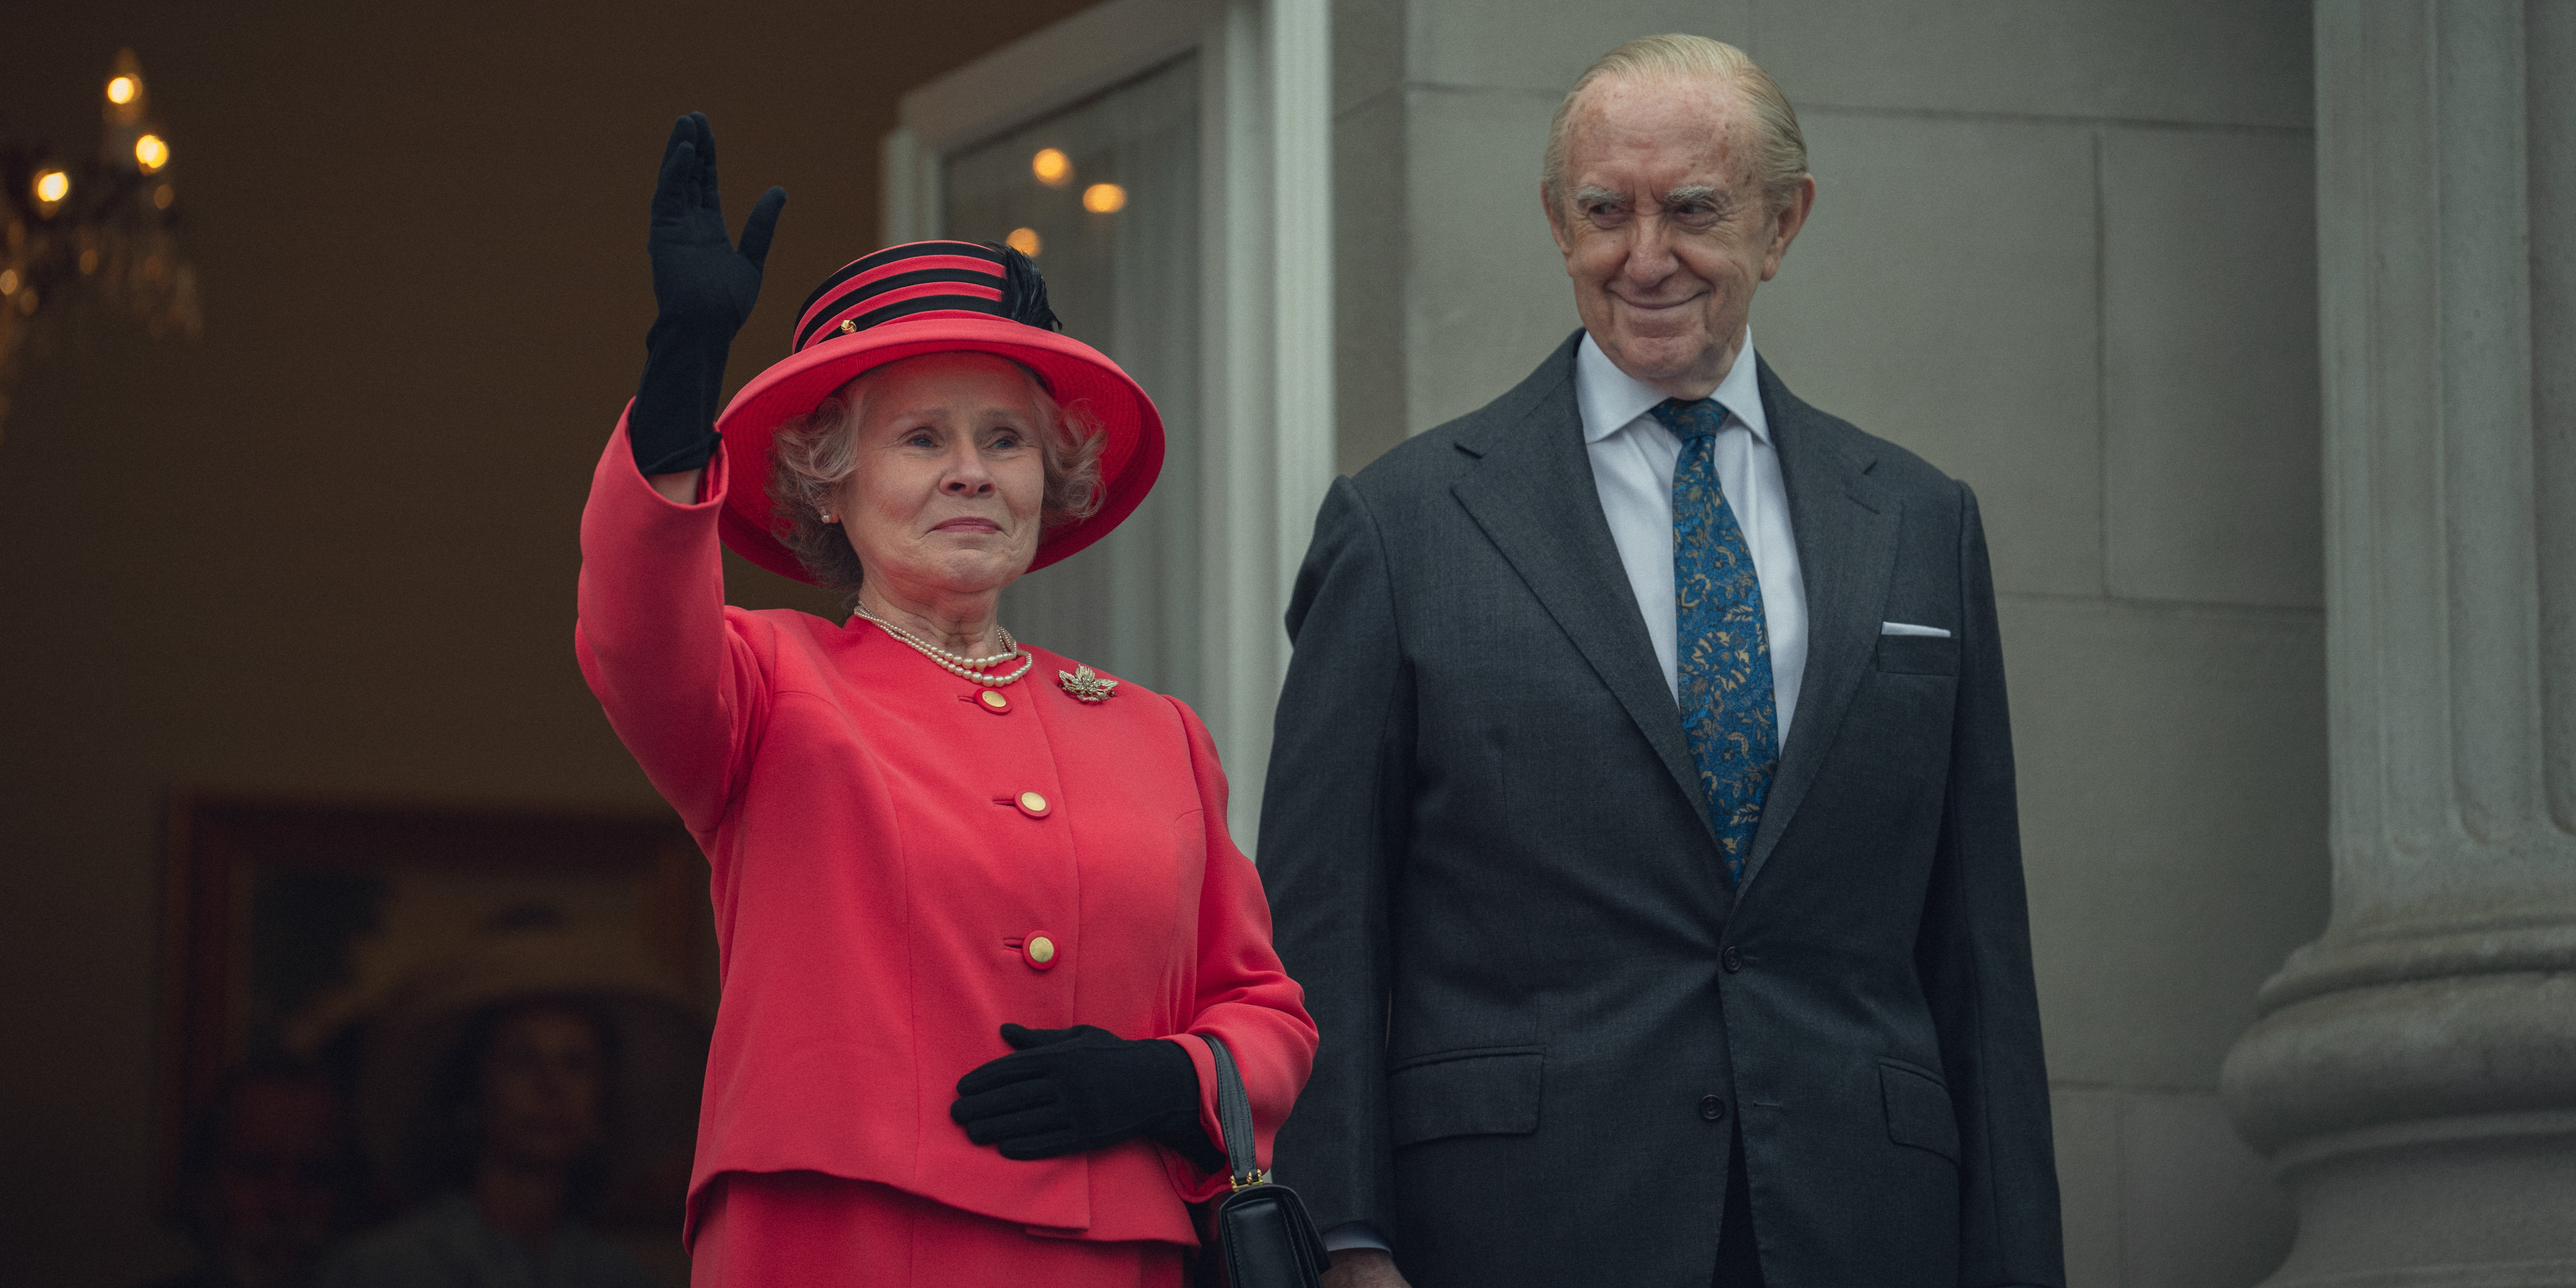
[994,244,1064,333]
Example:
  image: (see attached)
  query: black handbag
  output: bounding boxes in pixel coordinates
[1192,1034,1331,1288]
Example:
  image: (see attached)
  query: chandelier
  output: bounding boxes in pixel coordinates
[0,48,201,437]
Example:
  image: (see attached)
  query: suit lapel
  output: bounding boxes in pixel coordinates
[1449,338,1716,844]
[1740,360,1901,892]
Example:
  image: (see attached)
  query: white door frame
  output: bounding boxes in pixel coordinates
[885,0,1334,849]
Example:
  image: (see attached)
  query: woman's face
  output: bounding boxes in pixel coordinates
[475,1005,604,1171]
[836,352,1049,603]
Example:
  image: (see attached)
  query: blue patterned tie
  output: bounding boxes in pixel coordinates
[1653,397,1778,885]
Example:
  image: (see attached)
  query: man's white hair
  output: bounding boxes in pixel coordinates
[1542,34,1811,216]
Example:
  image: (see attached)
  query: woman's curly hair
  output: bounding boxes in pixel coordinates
[767,358,1107,601]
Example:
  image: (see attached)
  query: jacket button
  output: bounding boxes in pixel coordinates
[1721,946,1743,973]
[979,690,1011,713]
[1699,1094,1728,1121]
[1024,933,1058,970]
[1016,790,1050,818]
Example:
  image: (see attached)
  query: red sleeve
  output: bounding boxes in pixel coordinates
[574,403,771,834]
[1158,696,1319,1204]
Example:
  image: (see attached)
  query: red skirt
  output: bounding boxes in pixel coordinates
[690,1170,1187,1288]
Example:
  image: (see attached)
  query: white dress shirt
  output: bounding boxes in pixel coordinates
[1579,330,1808,741]
[1320,332,1811,1259]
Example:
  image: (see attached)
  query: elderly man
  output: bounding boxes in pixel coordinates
[1259,34,2062,1288]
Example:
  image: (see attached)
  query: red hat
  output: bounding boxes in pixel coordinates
[710,240,1165,584]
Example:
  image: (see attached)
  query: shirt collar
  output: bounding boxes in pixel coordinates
[1574,328,1769,446]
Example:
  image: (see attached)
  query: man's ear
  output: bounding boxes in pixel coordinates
[1760,173,1818,282]
[1542,182,1574,259]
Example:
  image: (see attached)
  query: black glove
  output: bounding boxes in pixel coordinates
[632,111,786,477]
[951,1023,1226,1172]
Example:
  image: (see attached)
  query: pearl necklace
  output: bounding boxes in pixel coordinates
[851,605,1035,688]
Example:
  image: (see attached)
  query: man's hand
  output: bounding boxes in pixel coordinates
[1323,1249,1412,1288]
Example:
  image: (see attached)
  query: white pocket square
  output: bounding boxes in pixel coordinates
[1880,622,1951,638]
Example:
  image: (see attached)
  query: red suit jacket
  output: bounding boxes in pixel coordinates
[575,412,1316,1248]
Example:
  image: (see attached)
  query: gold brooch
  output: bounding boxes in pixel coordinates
[1058,664,1118,703]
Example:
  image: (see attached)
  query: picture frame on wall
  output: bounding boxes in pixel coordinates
[153,794,716,1237]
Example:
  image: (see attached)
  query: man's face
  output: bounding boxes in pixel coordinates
[200,1080,346,1280]
[1545,73,1814,399]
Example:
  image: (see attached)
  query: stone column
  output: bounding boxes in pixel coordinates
[2220,3,2576,1285]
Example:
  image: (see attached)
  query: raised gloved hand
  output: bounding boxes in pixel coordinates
[951,1023,1226,1172]
[631,111,786,477]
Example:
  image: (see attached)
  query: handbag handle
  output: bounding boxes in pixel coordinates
[1194,1033,1332,1288]
[1201,1033,1264,1188]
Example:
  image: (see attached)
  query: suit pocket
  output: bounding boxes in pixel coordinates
[1387,1047,1545,1148]
[1875,633,1961,676]
[1879,1060,1960,1163]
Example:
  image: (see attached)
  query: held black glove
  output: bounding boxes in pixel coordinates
[632,111,786,477]
[951,1023,1226,1173]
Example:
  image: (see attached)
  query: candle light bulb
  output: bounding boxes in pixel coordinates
[104,49,148,126]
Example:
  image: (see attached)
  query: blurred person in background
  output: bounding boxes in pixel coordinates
[319,998,654,1288]
[145,1062,358,1288]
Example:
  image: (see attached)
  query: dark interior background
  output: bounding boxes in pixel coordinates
[0,2,1102,1281]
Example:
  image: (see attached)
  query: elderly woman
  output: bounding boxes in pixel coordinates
[576,115,1316,1285]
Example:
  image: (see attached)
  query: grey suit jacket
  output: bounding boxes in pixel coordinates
[1257,332,2063,1288]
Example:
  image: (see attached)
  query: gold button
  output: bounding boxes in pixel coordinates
[1017,790,1050,817]
[1028,935,1055,964]
[980,690,1011,712]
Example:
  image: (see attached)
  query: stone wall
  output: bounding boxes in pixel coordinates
[2221,6,2576,1284]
